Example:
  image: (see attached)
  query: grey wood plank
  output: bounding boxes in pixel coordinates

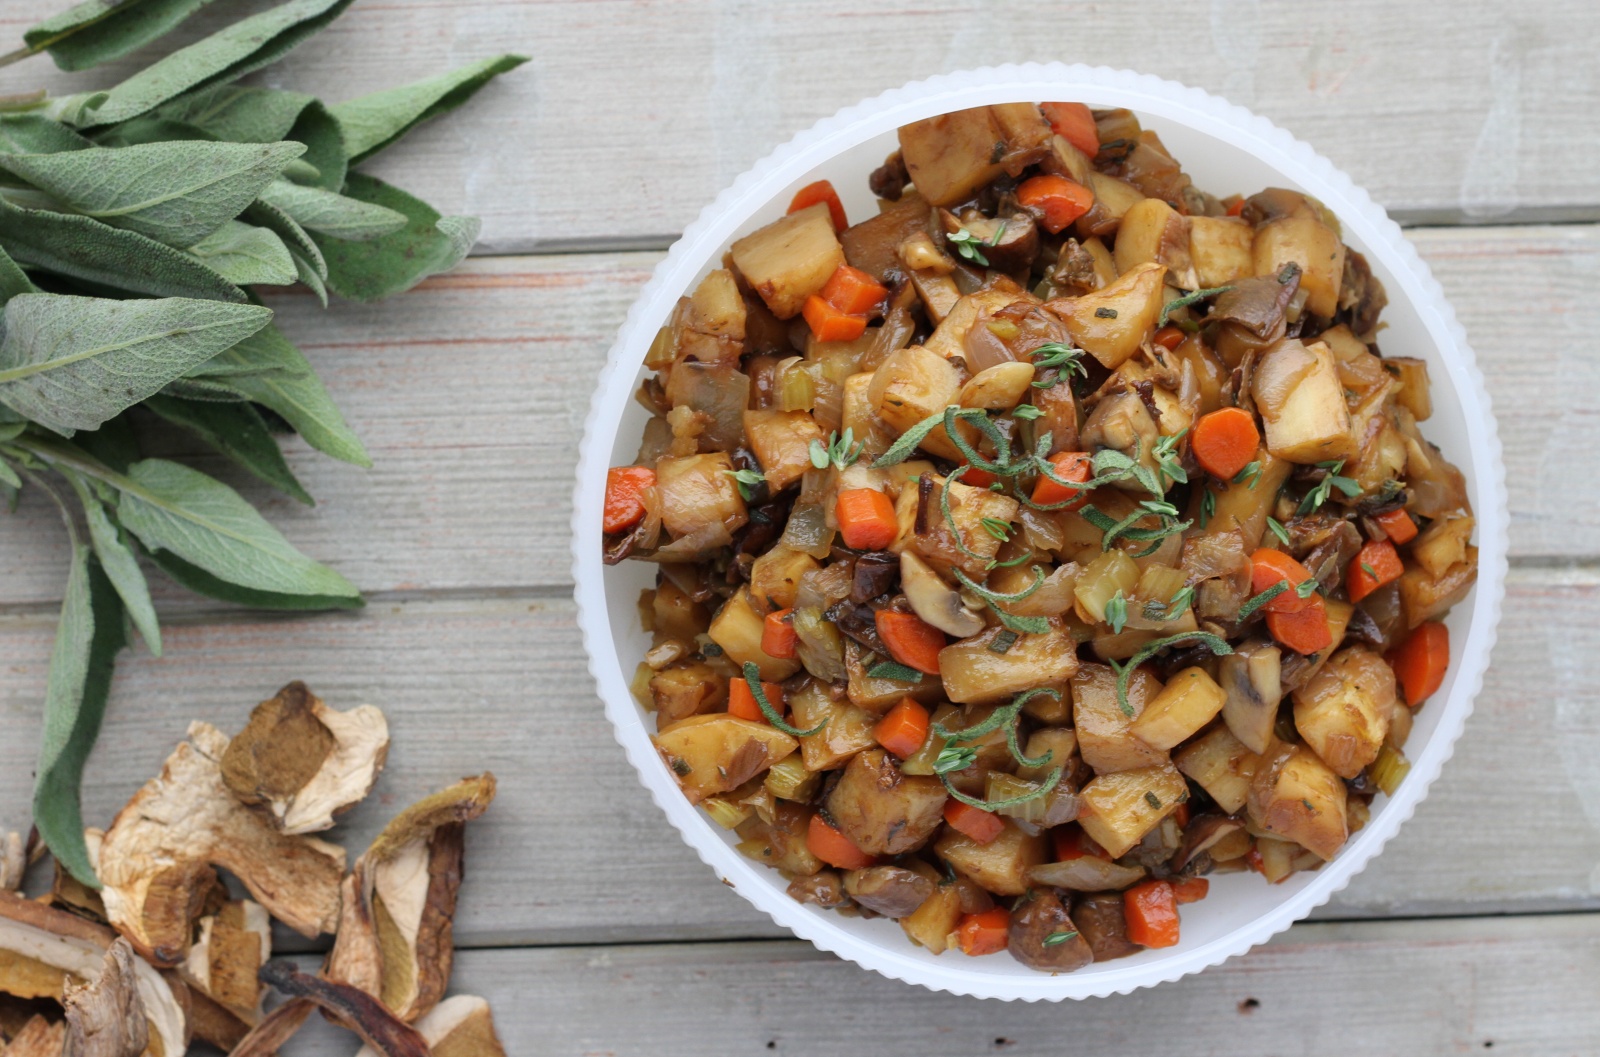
[2,226,1597,608]
[0,0,1595,248]
[2,570,1596,949]
[277,914,1600,1057]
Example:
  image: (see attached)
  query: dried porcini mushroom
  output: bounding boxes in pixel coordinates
[258,962,429,1057]
[51,833,107,925]
[226,998,313,1057]
[61,940,147,1057]
[178,901,270,1027]
[1,833,27,893]
[325,775,497,1023]
[221,682,390,836]
[96,723,346,967]
[357,994,508,1057]
[4,1015,66,1057]
[0,892,184,1057]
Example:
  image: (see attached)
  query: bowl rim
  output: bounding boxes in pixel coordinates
[571,62,1509,1001]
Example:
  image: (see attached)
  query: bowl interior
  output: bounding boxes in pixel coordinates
[578,71,1505,999]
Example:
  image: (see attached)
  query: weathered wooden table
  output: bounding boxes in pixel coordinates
[3,2,1599,1053]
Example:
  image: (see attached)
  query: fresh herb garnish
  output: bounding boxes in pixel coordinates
[1233,460,1263,488]
[934,744,978,775]
[723,467,766,500]
[1109,632,1234,716]
[1029,342,1088,382]
[947,227,991,266]
[1043,929,1080,946]
[1010,403,1044,420]
[1153,429,1189,486]
[809,427,865,471]
[1267,516,1291,546]
[1296,577,1320,599]
[1361,562,1378,579]
[1297,460,1361,514]
[1104,590,1129,634]
[1159,284,1235,327]
[1236,581,1289,622]
[1199,488,1216,529]
[980,516,1012,542]
[743,663,827,736]
[1142,586,1195,621]
[867,660,923,683]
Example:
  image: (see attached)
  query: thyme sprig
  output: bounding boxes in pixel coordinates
[809,427,865,471]
[1159,284,1236,327]
[1297,460,1361,515]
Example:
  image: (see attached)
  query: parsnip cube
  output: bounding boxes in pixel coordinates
[1071,663,1168,774]
[1188,215,1255,288]
[1386,356,1432,421]
[1049,261,1166,369]
[902,474,1018,579]
[1293,646,1395,779]
[656,452,748,538]
[731,202,844,319]
[1251,339,1356,464]
[1247,744,1349,860]
[748,546,820,612]
[1076,763,1188,858]
[1084,171,1144,229]
[1253,215,1345,318]
[923,285,1030,360]
[652,714,798,804]
[1130,667,1226,751]
[868,344,960,439]
[934,821,1049,896]
[897,107,1006,207]
[743,409,823,491]
[900,861,962,952]
[709,586,800,681]
[1113,198,1194,288]
[789,679,878,771]
[1174,725,1262,814]
[938,624,1080,705]
[687,268,747,341]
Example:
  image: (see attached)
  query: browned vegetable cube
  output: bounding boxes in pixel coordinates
[1130,667,1227,751]
[1247,743,1348,860]
[652,714,798,804]
[868,344,961,445]
[1047,261,1166,369]
[1251,339,1356,464]
[656,452,748,538]
[826,749,947,855]
[1253,214,1345,318]
[1113,198,1194,288]
[1293,647,1396,779]
[1188,215,1255,288]
[648,661,726,726]
[789,679,880,771]
[897,108,1006,207]
[1076,763,1188,858]
[743,408,824,491]
[730,203,844,319]
[748,546,820,612]
[1398,547,1477,628]
[708,586,800,681]
[939,624,1079,705]
[899,860,962,952]
[1174,724,1262,814]
[934,820,1050,896]
[1071,663,1167,774]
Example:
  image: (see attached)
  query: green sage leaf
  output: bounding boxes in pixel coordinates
[332,54,527,163]
[258,179,407,241]
[205,324,367,465]
[144,393,312,504]
[0,114,93,155]
[0,243,37,306]
[65,470,161,655]
[34,545,126,887]
[0,141,303,247]
[185,220,296,286]
[90,115,216,148]
[154,86,346,191]
[318,174,478,302]
[159,376,248,401]
[145,545,362,610]
[0,293,271,433]
[25,0,219,73]
[0,453,19,488]
[115,457,357,599]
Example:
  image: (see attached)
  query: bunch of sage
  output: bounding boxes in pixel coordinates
[0,0,525,887]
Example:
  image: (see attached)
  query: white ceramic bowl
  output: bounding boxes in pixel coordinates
[572,64,1508,1001]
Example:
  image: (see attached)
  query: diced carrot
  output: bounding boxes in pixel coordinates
[1124,880,1180,948]
[802,294,869,342]
[1266,595,1334,655]
[788,179,848,232]
[1152,326,1186,350]
[1346,539,1404,602]
[1226,198,1247,217]
[955,907,1010,956]
[820,264,888,316]
[1051,825,1107,862]
[1040,101,1099,158]
[875,697,930,759]
[762,607,798,659]
[835,488,899,550]
[1191,407,1261,481]
[1374,507,1418,545]
[728,678,781,724]
[1250,547,1318,614]
[959,463,1000,489]
[1173,801,1191,829]
[944,799,1005,845]
[807,813,875,870]
[1389,621,1449,707]
[1246,847,1265,875]
[1015,173,1095,234]
[1171,877,1209,904]
[603,466,655,533]
[875,609,946,675]
[1031,450,1093,509]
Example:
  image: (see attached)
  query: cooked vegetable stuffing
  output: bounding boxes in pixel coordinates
[606,101,1476,973]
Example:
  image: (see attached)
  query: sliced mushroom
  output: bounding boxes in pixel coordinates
[1007,889,1093,973]
[325,775,497,1023]
[1,832,25,893]
[258,962,428,1057]
[50,833,106,925]
[1025,857,1147,892]
[0,892,184,1057]
[1170,815,1249,873]
[1219,640,1282,755]
[843,866,934,917]
[61,940,147,1057]
[899,551,984,638]
[220,681,390,836]
[178,900,269,1027]
[227,998,313,1057]
[4,1016,65,1057]
[97,723,346,966]
[940,210,1040,274]
[356,994,508,1057]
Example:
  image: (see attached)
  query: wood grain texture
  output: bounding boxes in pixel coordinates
[1,0,1596,248]
[2,225,1596,607]
[3,572,1595,949]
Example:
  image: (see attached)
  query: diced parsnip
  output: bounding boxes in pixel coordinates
[1201,449,1294,549]
[787,679,879,771]
[934,821,1050,896]
[902,475,1019,579]
[1113,198,1195,288]
[1076,763,1188,858]
[652,578,710,641]
[844,640,943,712]
[938,623,1080,705]
[958,361,1035,410]
[900,860,962,952]
[687,268,747,342]
[1048,261,1166,369]
[1251,339,1356,464]
[1174,724,1263,814]
[1130,667,1227,751]
[652,714,798,804]
[1218,642,1282,754]
[922,285,1031,360]
[1082,171,1144,232]
[649,661,726,725]
[1089,628,1160,662]
[827,749,947,855]
[748,545,820,612]
[743,409,823,491]
[1018,728,1078,781]
[763,800,824,876]
[656,452,749,538]
[990,102,1054,158]
[1247,743,1349,860]
[868,344,961,457]
[709,586,801,681]
[730,202,844,319]
[897,107,1007,207]
[1293,646,1396,779]
[1188,215,1254,288]
[1252,215,1345,318]
[839,373,897,461]
[910,269,962,323]
[1080,235,1118,284]
[840,192,931,281]
[1045,133,1093,184]
[1398,547,1477,628]
[1412,515,1475,580]
[1255,836,1301,884]
[1071,663,1168,774]
[1074,550,1141,625]
[1386,356,1432,421]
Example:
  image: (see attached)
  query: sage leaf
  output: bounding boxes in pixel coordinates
[0,114,93,155]
[115,457,358,599]
[90,115,216,148]
[159,377,248,401]
[244,199,327,278]
[144,394,312,504]
[0,243,38,306]
[65,470,161,655]
[319,174,479,302]
[25,0,218,73]
[146,546,362,610]
[0,195,245,301]
[206,324,367,465]
[0,293,272,433]
[259,179,407,241]
[0,141,304,247]
[332,53,527,163]
[71,414,137,473]
[48,0,357,129]
[0,453,18,489]
[154,86,346,191]
[34,545,127,887]
[185,220,296,286]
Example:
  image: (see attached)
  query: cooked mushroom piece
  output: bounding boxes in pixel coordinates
[1007,889,1094,972]
[826,750,947,856]
[787,870,849,909]
[1218,640,1282,755]
[1025,856,1147,892]
[940,210,1040,274]
[1170,814,1250,873]
[899,551,985,637]
[843,866,935,917]
[1071,892,1142,962]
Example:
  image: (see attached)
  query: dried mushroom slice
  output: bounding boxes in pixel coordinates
[221,682,390,835]
[97,723,346,967]
[50,833,107,925]
[61,940,147,1057]
[1,833,26,893]
[258,962,429,1057]
[325,775,496,1023]
[4,1015,66,1057]
[226,998,313,1057]
[356,994,507,1057]
[178,901,270,1026]
[0,893,184,1057]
